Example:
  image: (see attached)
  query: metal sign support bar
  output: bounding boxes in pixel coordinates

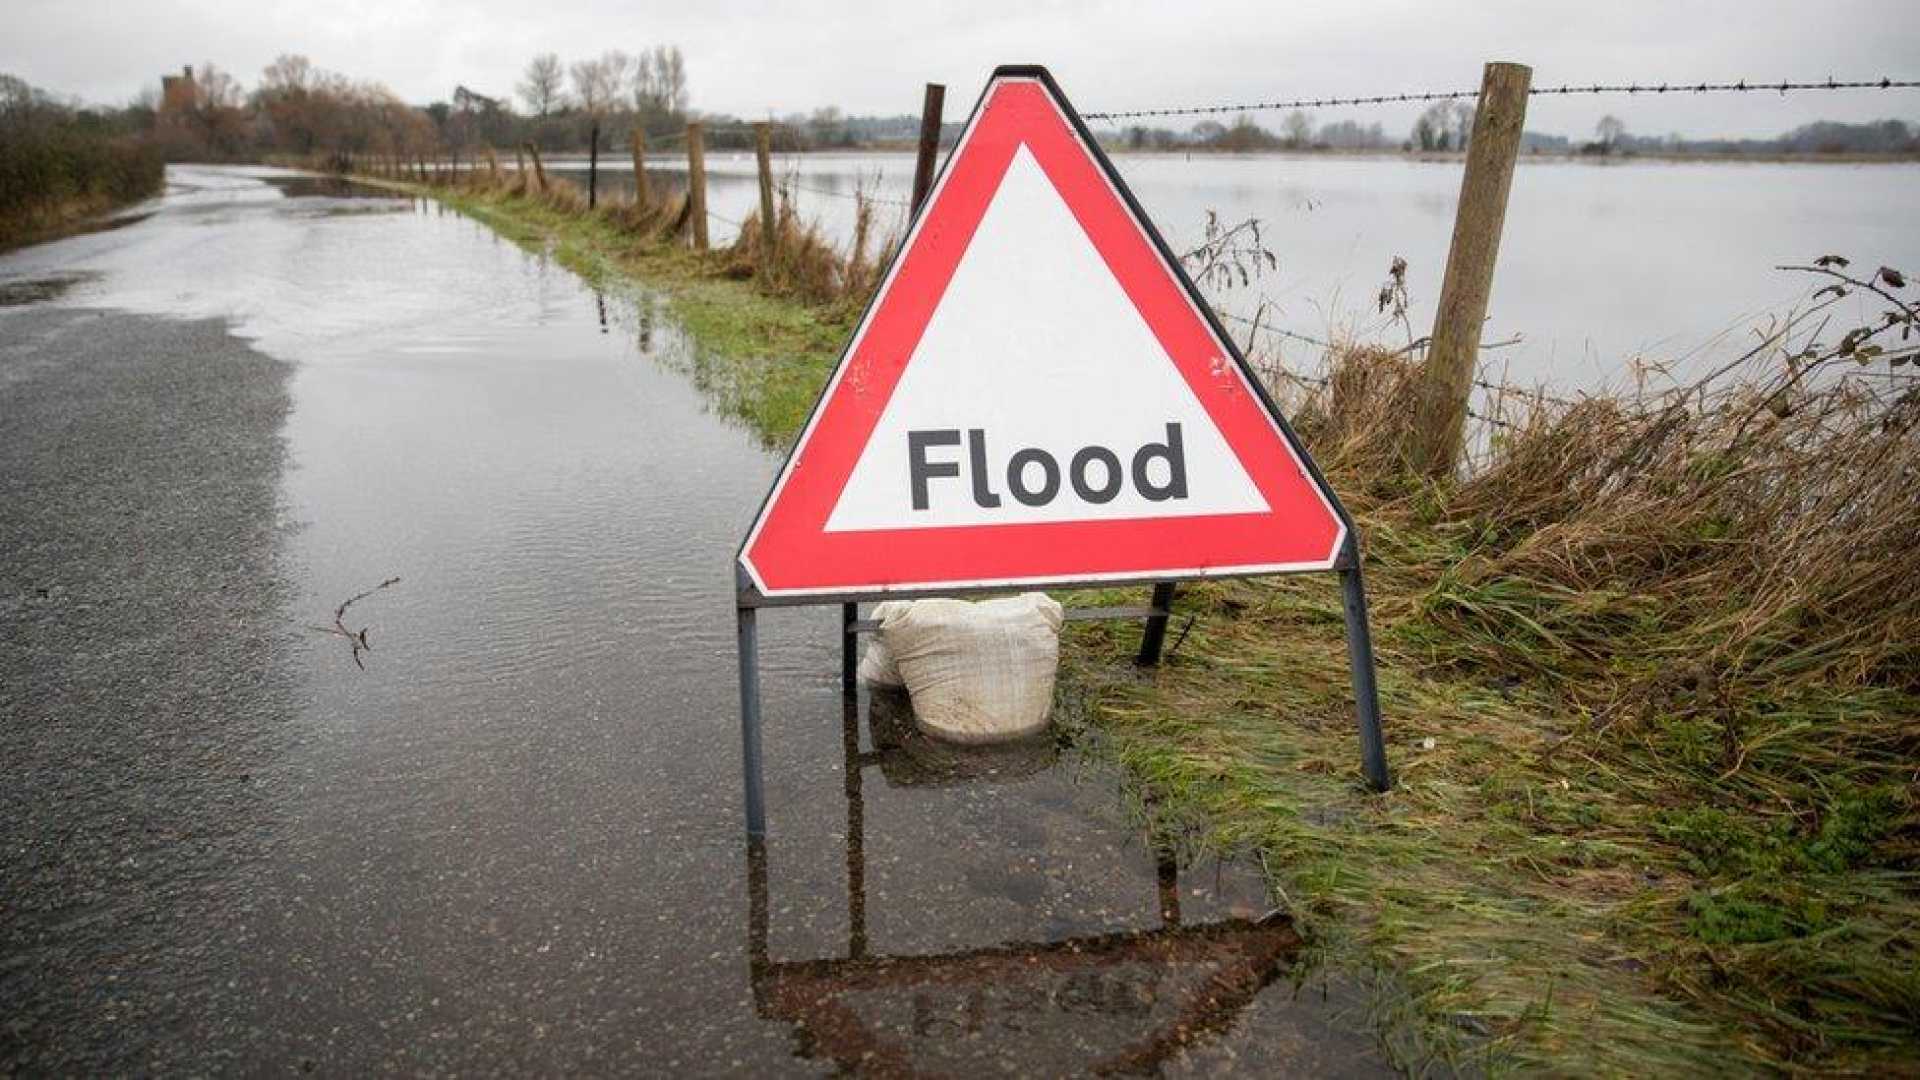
[1338,540,1392,793]
[737,578,768,839]
[734,563,1391,841]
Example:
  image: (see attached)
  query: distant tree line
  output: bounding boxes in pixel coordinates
[1597,116,1920,157]
[0,72,163,247]
[88,49,947,162]
[1101,105,1918,158]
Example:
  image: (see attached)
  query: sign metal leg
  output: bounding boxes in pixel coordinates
[1339,552,1392,793]
[744,835,770,1008]
[841,692,867,960]
[737,604,768,838]
[840,601,858,691]
[1136,582,1177,666]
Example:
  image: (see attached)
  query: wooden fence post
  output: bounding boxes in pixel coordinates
[588,121,600,209]
[686,121,709,251]
[631,128,651,208]
[754,122,776,258]
[1411,60,1531,478]
[524,142,546,192]
[910,83,946,214]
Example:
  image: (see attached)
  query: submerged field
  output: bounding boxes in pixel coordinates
[370,166,1918,1075]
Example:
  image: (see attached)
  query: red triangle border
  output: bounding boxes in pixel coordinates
[738,71,1349,598]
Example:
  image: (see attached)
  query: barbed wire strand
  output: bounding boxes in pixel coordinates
[784,179,911,209]
[1083,76,1919,122]
[1222,311,1580,405]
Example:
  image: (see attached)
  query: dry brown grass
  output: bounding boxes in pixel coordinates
[726,182,896,309]
[1069,271,1919,1071]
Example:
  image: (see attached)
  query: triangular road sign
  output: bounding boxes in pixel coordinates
[739,66,1351,599]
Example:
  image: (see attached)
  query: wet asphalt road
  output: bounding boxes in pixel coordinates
[0,167,1391,1075]
[0,307,295,1069]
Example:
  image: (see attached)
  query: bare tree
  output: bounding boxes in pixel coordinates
[1447,100,1475,150]
[569,50,630,121]
[1596,114,1626,155]
[632,45,687,126]
[569,50,631,207]
[1414,101,1453,150]
[518,53,565,118]
[1281,110,1313,149]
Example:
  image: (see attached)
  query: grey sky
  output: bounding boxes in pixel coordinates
[6,0,1917,139]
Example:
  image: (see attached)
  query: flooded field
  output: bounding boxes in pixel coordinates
[0,166,1389,1074]
[546,150,1920,389]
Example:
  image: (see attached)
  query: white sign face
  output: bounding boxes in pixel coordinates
[824,146,1269,533]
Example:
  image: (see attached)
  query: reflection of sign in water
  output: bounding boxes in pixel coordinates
[753,918,1298,1076]
[743,696,1303,1076]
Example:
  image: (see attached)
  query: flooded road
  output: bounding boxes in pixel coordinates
[1,166,1388,1074]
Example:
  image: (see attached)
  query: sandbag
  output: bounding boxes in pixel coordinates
[856,602,910,688]
[873,594,1064,744]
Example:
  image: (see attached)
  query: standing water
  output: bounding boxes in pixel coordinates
[1,166,1389,1074]
[551,150,1920,390]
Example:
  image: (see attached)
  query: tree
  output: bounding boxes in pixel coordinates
[569,51,631,207]
[1414,101,1453,151]
[1281,110,1314,149]
[569,51,630,122]
[1190,119,1227,144]
[632,45,688,131]
[1412,113,1436,151]
[257,54,324,153]
[1448,100,1475,150]
[518,53,565,118]
[1596,114,1626,155]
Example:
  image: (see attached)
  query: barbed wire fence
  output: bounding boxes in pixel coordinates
[1081,76,1920,122]
[1069,72,1919,426]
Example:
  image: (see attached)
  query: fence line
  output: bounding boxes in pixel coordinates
[1082,75,1919,121]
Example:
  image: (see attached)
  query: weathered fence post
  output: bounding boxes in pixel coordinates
[631,128,651,208]
[524,142,546,193]
[1411,60,1531,478]
[686,121,709,251]
[754,122,776,259]
[910,83,946,214]
[587,121,600,209]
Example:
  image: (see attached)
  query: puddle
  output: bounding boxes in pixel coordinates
[747,692,1385,1076]
[0,271,99,306]
[260,174,405,200]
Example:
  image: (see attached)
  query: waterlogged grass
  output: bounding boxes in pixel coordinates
[390,173,1917,1075]
[1063,570,1916,1074]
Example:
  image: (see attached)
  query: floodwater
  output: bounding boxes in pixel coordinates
[0,166,1391,1074]
[548,149,1920,390]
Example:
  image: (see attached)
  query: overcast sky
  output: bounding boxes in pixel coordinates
[7,0,1917,139]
